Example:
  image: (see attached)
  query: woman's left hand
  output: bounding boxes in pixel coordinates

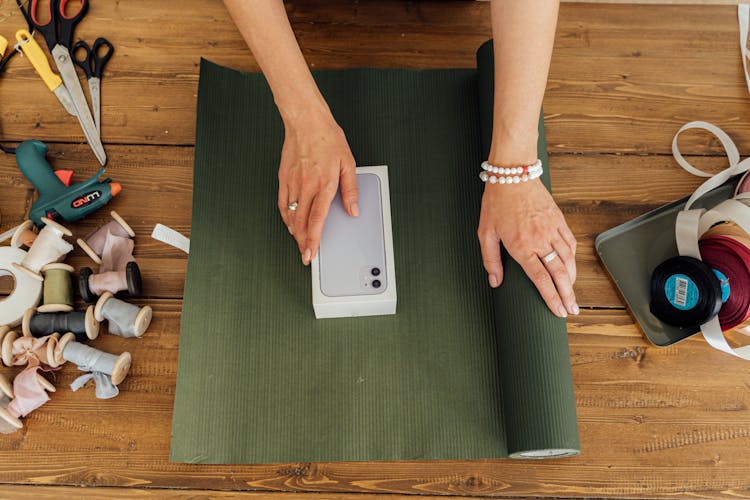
[477,178,578,318]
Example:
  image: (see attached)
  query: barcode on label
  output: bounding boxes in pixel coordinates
[674,277,689,307]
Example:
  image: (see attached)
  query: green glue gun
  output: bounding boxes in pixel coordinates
[16,140,122,226]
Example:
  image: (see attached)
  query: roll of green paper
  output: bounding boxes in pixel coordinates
[171,40,580,464]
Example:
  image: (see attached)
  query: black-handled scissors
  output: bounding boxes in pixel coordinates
[72,38,113,133]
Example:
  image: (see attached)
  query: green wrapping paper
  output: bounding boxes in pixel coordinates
[170,40,579,463]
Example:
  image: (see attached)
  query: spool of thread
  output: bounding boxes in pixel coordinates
[650,256,723,327]
[77,211,135,265]
[39,263,74,313]
[78,261,142,303]
[12,217,73,282]
[0,372,22,434]
[699,235,750,331]
[10,220,37,249]
[0,246,44,327]
[55,332,131,385]
[4,365,55,421]
[94,292,152,338]
[22,305,99,341]
[0,326,60,368]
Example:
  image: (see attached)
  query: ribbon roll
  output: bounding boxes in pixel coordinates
[0,372,22,434]
[10,220,37,249]
[79,261,142,303]
[0,327,60,368]
[94,292,152,338]
[22,305,100,341]
[0,246,43,327]
[77,211,135,265]
[39,263,74,313]
[12,218,73,281]
[56,333,131,395]
[5,365,55,419]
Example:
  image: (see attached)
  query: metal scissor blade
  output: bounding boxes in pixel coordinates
[51,44,107,166]
[88,77,101,134]
[53,85,78,116]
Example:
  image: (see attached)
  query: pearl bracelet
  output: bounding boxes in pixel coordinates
[479,159,543,185]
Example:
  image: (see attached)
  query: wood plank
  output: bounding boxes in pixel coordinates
[0,143,721,307]
[0,484,538,500]
[0,304,749,499]
[0,2,748,155]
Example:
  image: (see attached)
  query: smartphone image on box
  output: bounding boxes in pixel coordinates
[311,165,397,319]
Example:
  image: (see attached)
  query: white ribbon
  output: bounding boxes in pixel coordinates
[151,224,190,254]
[740,5,750,94]
[673,122,750,360]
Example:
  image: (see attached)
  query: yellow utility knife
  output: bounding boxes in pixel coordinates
[15,30,76,116]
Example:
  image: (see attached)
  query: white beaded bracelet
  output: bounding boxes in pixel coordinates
[479,159,543,185]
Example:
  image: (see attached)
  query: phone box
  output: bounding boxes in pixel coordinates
[311,165,397,319]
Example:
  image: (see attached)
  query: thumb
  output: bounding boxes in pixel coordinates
[339,159,359,217]
[479,232,504,288]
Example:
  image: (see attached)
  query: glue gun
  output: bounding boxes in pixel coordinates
[16,140,121,226]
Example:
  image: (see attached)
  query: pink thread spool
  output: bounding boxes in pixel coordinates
[0,326,60,368]
[77,211,135,265]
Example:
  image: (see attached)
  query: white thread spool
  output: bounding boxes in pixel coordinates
[0,326,60,368]
[55,332,131,385]
[12,218,73,281]
[94,292,152,338]
[0,246,43,327]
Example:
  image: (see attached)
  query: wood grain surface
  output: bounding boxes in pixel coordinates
[0,1,749,499]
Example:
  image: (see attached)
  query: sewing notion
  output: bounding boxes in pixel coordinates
[95,292,152,338]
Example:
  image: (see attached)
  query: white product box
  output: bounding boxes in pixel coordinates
[311,165,397,319]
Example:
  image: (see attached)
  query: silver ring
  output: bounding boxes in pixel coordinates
[542,250,558,264]
[287,201,298,212]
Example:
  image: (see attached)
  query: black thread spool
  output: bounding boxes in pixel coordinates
[649,256,723,327]
[78,261,142,303]
[22,306,100,342]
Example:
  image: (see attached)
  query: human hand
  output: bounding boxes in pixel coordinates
[278,113,359,265]
[477,178,578,318]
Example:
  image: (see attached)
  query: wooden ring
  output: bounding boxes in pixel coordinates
[111,211,135,238]
[133,305,152,338]
[11,262,43,282]
[85,305,100,340]
[0,372,13,399]
[76,238,102,265]
[94,291,114,322]
[44,333,60,368]
[111,351,132,385]
[21,307,37,337]
[40,262,75,273]
[35,373,55,393]
[54,332,76,366]
[1,329,17,367]
[40,217,72,237]
[37,303,74,314]
[0,408,22,433]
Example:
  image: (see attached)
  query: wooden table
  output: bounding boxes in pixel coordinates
[0,1,749,498]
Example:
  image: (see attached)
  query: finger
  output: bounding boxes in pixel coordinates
[558,227,578,283]
[520,256,566,318]
[277,182,294,235]
[293,189,315,261]
[479,230,504,288]
[552,233,576,284]
[544,246,578,315]
[339,158,359,217]
[305,189,337,263]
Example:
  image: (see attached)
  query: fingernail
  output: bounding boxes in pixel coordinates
[558,305,568,318]
[302,248,312,265]
[287,226,293,235]
[571,303,580,315]
[489,274,499,288]
[351,203,360,217]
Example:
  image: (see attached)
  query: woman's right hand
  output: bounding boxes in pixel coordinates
[278,112,359,265]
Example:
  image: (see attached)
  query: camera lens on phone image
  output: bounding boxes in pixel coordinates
[371,267,381,276]
[372,279,381,288]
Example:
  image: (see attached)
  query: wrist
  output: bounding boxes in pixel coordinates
[277,92,334,131]
[489,128,539,167]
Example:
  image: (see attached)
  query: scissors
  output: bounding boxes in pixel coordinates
[72,38,113,134]
[26,0,106,165]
